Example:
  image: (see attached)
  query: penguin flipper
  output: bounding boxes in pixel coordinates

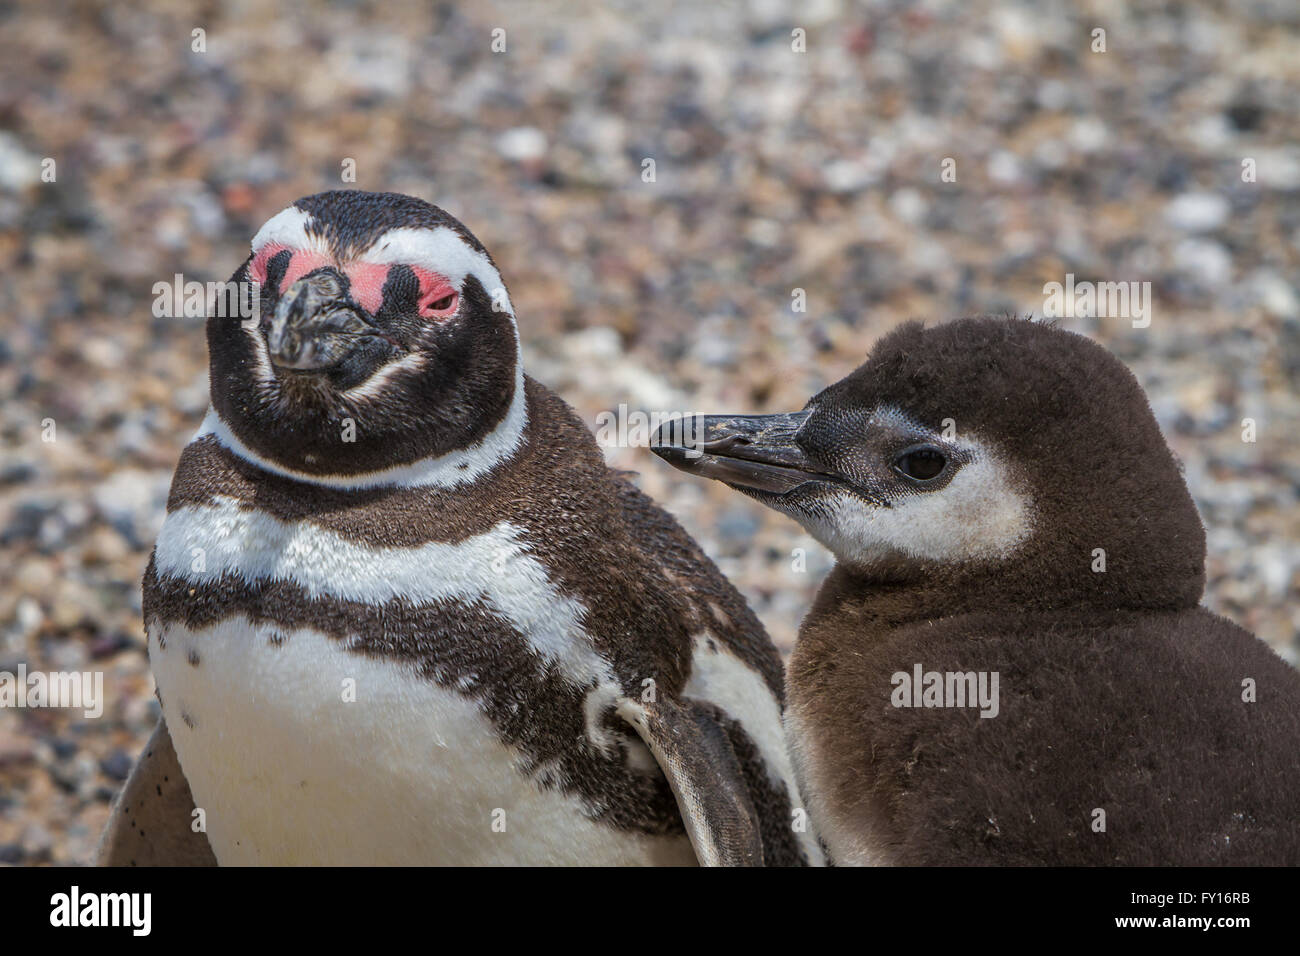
[96,719,217,866]
[617,696,764,866]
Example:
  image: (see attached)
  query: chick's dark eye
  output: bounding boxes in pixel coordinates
[894,447,946,481]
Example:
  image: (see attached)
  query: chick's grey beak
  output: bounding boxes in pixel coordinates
[267,268,374,371]
[650,411,828,494]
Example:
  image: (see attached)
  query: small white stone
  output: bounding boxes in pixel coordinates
[1068,117,1109,153]
[1173,239,1233,285]
[0,132,40,192]
[823,159,872,194]
[1164,192,1230,233]
[987,151,1023,184]
[496,127,548,163]
[1250,270,1299,318]
[890,188,927,225]
[1253,148,1300,189]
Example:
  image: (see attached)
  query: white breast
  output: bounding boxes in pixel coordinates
[151,619,692,866]
[148,499,694,866]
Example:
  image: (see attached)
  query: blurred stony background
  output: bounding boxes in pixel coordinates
[1,0,1297,864]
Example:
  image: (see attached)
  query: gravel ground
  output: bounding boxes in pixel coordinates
[0,0,1297,865]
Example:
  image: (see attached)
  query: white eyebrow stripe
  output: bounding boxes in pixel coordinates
[250,205,318,255]
[360,226,515,317]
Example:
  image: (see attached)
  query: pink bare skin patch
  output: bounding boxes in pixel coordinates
[344,261,393,315]
[410,266,460,319]
[248,243,290,286]
[249,246,458,319]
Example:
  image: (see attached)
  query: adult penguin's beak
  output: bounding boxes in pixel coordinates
[266,268,376,371]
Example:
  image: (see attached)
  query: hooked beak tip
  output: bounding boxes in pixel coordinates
[266,269,374,371]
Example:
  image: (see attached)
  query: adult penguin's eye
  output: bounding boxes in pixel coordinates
[894,446,947,482]
[420,290,459,317]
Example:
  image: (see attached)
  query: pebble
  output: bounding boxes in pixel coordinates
[22,824,54,860]
[98,749,134,783]
[1173,238,1233,286]
[0,732,37,770]
[496,127,548,163]
[1249,271,1299,320]
[0,132,41,192]
[1164,192,1231,233]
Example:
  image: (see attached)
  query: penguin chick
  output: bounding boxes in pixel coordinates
[652,316,1300,865]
